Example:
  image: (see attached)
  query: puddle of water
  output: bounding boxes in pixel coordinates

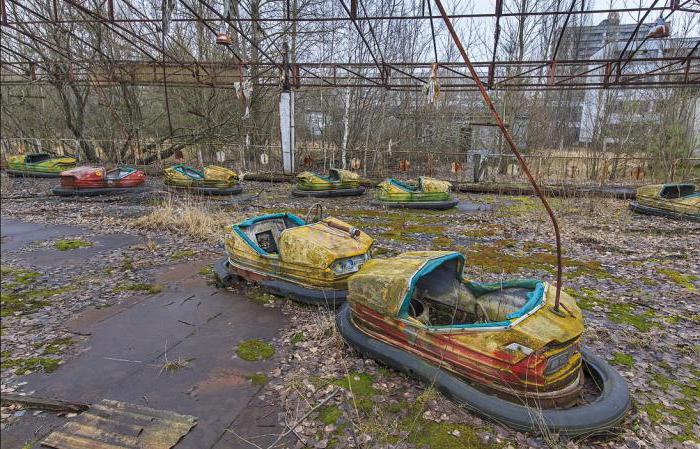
[456,201,493,213]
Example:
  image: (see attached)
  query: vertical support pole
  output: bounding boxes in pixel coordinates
[350,0,357,19]
[280,42,295,174]
[279,91,295,174]
[108,0,114,21]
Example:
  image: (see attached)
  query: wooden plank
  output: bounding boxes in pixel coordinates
[61,421,139,447]
[41,431,131,449]
[0,393,88,413]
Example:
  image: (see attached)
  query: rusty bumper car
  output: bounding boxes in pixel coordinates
[373,177,458,210]
[630,183,700,222]
[7,153,77,178]
[214,210,373,306]
[336,251,630,435]
[292,168,365,198]
[164,164,242,195]
[51,166,146,196]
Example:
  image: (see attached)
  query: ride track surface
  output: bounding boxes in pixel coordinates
[1,176,698,448]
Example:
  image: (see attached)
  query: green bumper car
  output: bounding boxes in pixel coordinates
[6,153,77,177]
[292,169,365,198]
[373,177,458,210]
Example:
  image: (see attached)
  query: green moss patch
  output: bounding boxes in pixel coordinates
[464,240,611,280]
[171,249,196,261]
[431,236,453,250]
[114,283,163,295]
[54,239,92,251]
[36,337,74,355]
[291,332,305,345]
[404,420,491,449]
[318,405,342,425]
[1,268,72,317]
[564,287,602,311]
[607,303,657,332]
[333,372,376,413]
[246,372,268,386]
[247,288,280,305]
[610,352,634,368]
[643,372,699,442]
[657,268,698,292]
[236,339,275,361]
[198,264,214,276]
[1,266,40,287]
[1,356,60,375]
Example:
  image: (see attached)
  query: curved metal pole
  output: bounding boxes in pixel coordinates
[432,0,563,311]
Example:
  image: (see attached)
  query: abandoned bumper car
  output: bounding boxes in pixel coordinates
[163,164,241,195]
[214,211,373,306]
[292,168,365,197]
[6,153,77,177]
[336,251,630,436]
[374,177,459,210]
[629,183,700,222]
[51,166,146,196]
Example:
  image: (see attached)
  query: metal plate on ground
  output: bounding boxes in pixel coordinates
[41,399,197,449]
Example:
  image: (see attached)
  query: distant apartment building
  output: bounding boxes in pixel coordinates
[579,37,700,151]
[552,12,654,143]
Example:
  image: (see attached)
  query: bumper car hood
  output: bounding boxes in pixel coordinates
[279,217,372,268]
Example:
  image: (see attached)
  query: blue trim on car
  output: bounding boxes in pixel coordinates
[232,213,306,256]
[172,164,204,180]
[397,252,465,317]
[397,252,546,329]
[388,178,417,192]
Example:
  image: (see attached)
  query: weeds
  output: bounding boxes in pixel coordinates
[133,199,237,243]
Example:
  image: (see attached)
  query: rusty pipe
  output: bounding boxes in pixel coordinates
[432,0,564,312]
[326,220,361,239]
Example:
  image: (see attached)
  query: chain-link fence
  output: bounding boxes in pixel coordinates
[2,137,698,185]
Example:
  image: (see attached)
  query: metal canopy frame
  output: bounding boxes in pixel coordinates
[1,0,698,91]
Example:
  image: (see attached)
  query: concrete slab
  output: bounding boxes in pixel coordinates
[1,223,288,449]
[1,218,83,253]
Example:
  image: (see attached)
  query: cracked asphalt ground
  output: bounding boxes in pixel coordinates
[1,174,698,449]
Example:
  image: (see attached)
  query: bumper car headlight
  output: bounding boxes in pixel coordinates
[544,345,578,376]
[330,253,370,275]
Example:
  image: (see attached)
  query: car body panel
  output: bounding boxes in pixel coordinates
[164,164,238,189]
[7,153,77,176]
[347,251,584,404]
[296,168,361,191]
[59,166,145,189]
[634,183,700,218]
[377,177,452,202]
[224,213,373,291]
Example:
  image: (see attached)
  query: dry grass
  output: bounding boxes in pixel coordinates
[132,199,237,243]
[160,357,190,373]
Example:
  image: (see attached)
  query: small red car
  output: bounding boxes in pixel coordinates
[52,166,146,196]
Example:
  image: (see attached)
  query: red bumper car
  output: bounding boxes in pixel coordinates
[52,166,146,196]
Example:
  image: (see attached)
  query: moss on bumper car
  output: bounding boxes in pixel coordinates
[336,251,630,435]
[292,168,365,197]
[164,164,241,195]
[7,153,76,178]
[215,212,373,306]
[630,183,699,222]
[374,177,458,210]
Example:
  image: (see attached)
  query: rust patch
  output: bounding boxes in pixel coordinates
[191,367,248,396]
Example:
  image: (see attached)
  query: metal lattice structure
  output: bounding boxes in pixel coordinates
[1,0,698,91]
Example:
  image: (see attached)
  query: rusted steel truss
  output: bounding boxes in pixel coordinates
[1,0,698,91]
